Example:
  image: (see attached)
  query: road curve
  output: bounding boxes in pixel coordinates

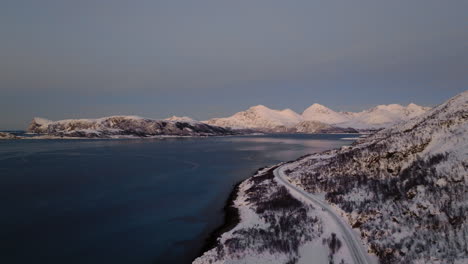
[274,165,372,264]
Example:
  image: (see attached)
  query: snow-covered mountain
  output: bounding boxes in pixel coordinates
[195,91,467,264]
[205,105,303,132]
[205,103,430,132]
[302,103,350,124]
[28,116,235,138]
[336,103,431,129]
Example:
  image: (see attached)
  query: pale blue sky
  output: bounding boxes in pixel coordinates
[1,0,467,129]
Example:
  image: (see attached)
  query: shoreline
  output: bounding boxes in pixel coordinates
[1,131,368,141]
[193,159,312,262]
[0,134,241,140]
[194,165,285,262]
[195,179,244,259]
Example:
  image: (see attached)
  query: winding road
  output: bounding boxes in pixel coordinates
[274,164,373,264]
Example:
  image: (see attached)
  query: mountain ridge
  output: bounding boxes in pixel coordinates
[205,103,430,131]
[194,90,467,264]
[27,115,236,138]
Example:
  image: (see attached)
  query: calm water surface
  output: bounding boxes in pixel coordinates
[0,134,356,264]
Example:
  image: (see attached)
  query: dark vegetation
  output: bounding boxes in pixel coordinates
[323,233,343,264]
[201,167,323,264]
[292,126,467,263]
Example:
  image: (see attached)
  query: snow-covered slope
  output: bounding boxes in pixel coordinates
[194,166,354,264]
[303,103,430,129]
[205,103,430,132]
[284,91,468,263]
[336,103,431,129]
[302,103,350,124]
[205,105,303,132]
[294,121,357,134]
[164,116,197,123]
[28,116,235,138]
[195,91,467,264]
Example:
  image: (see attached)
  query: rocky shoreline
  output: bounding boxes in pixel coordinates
[194,165,280,262]
[0,132,19,139]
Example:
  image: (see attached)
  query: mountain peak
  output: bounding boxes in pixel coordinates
[303,103,336,114]
[32,117,52,125]
[248,105,271,111]
[308,103,329,110]
[205,99,434,131]
[204,105,302,130]
[371,104,404,111]
[302,103,349,124]
[406,103,429,110]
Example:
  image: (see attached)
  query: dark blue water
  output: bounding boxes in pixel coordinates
[0,134,355,264]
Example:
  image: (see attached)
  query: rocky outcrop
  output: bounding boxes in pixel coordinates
[0,132,19,139]
[294,121,358,133]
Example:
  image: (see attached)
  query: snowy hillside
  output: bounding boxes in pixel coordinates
[195,91,467,264]
[205,104,358,133]
[194,166,356,264]
[205,105,303,132]
[285,91,468,263]
[336,103,431,129]
[295,121,358,134]
[164,116,197,123]
[27,116,235,138]
[205,103,430,132]
[302,103,350,124]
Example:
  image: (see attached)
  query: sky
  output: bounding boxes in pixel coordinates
[1,0,467,129]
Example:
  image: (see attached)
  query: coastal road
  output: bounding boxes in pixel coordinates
[274,164,373,264]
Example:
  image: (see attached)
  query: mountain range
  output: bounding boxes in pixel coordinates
[204,103,430,132]
[24,103,430,137]
[27,116,236,138]
[195,91,467,264]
